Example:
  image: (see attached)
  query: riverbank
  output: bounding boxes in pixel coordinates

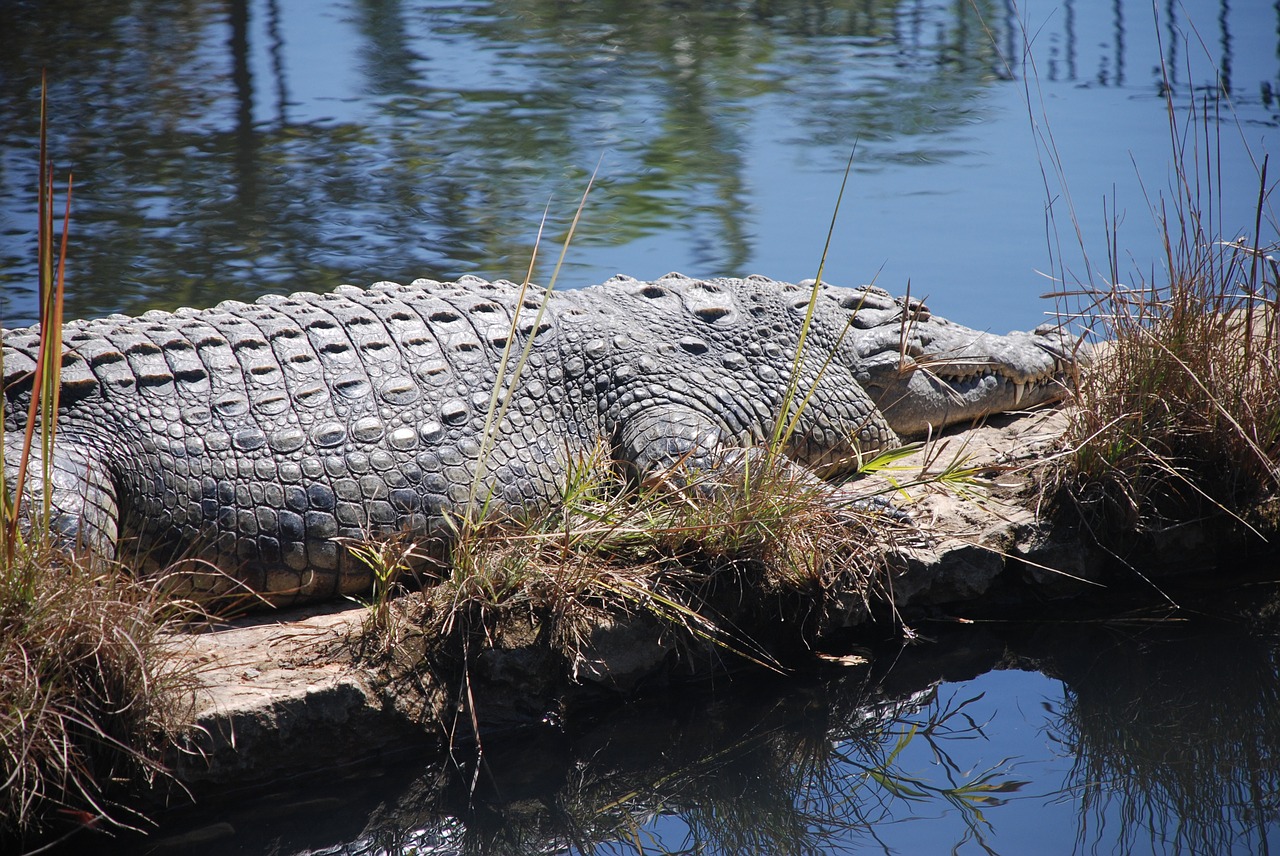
[168,406,1275,792]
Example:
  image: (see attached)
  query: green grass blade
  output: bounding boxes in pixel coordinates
[770,144,857,455]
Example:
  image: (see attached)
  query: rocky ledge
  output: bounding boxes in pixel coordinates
[167,408,1267,788]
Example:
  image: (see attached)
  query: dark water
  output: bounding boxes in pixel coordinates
[2,1,1278,853]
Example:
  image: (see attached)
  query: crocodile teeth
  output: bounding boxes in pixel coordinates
[1013,381,1026,405]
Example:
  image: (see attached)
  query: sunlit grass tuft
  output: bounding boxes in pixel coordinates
[361,437,923,729]
[1046,99,1279,539]
[0,549,197,846]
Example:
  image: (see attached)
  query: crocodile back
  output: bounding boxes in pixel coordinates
[0,273,941,604]
[3,277,597,600]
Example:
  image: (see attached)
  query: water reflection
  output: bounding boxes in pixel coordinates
[1112,0,1125,87]
[1051,605,1280,854]
[0,1,1271,326]
[77,582,1280,855]
[124,669,998,855]
[229,0,259,212]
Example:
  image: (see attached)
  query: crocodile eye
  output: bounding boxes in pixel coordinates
[906,303,931,322]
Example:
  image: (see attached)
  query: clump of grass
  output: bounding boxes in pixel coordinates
[0,76,195,847]
[1048,92,1280,538]
[0,550,197,846]
[364,439,913,734]
[339,532,431,642]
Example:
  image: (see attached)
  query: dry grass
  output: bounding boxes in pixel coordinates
[1055,263,1279,533]
[363,444,912,716]
[0,550,197,847]
[1046,97,1279,539]
[0,77,196,848]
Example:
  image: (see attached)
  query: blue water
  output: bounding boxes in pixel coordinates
[2,1,1278,853]
[1,1,1274,334]
[120,604,1280,855]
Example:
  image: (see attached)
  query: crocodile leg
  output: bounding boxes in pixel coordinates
[615,404,728,486]
[615,402,887,497]
[3,435,119,560]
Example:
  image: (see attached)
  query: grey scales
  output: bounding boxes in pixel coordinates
[2,273,1080,605]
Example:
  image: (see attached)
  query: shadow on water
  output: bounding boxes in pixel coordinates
[66,577,1280,855]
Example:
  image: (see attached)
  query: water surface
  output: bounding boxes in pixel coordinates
[120,579,1280,855]
[1,1,1274,332]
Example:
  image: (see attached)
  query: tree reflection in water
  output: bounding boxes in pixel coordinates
[7,0,1263,327]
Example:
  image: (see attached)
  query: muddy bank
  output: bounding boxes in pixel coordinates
[168,408,1274,789]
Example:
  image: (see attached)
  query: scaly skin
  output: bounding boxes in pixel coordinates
[2,273,1079,604]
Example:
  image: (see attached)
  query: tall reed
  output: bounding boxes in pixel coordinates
[1049,86,1279,537]
[1,76,194,848]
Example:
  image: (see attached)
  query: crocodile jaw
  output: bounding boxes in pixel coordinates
[858,326,1082,437]
[869,362,1072,436]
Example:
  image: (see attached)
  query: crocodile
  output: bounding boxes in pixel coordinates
[2,273,1080,604]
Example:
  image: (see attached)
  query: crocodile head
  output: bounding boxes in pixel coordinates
[827,284,1084,437]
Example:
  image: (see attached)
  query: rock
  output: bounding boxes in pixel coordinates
[571,613,674,692]
[170,604,423,786]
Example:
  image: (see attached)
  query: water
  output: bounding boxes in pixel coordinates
[1,1,1274,331]
[2,1,1278,852]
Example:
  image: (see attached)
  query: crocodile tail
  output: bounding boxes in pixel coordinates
[3,433,119,561]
